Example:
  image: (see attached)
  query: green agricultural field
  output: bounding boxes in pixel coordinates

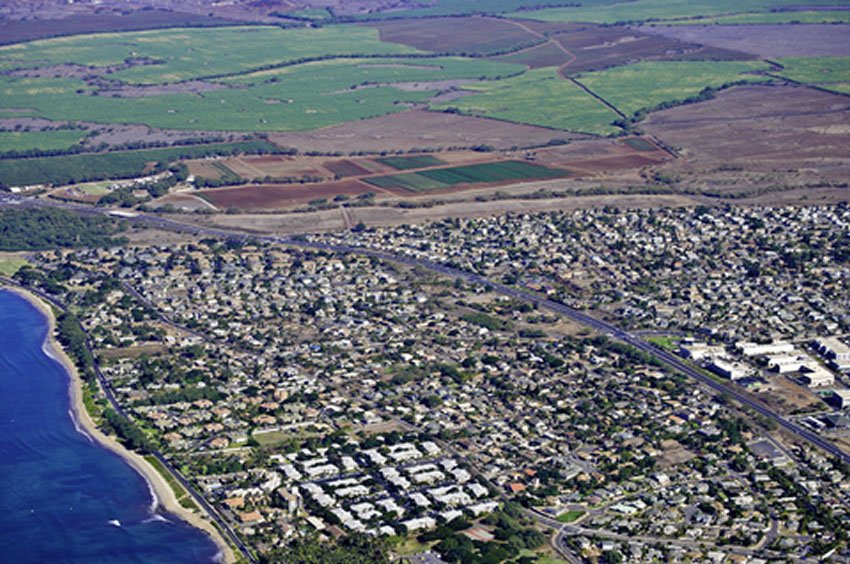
[577,60,771,118]
[366,160,568,192]
[773,57,850,93]
[0,140,278,187]
[0,25,418,83]
[348,0,609,19]
[433,68,622,135]
[376,155,446,170]
[0,130,86,154]
[0,57,523,132]
[511,0,849,25]
[657,10,850,25]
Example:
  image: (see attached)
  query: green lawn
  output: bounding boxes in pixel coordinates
[0,130,86,154]
[577,60,771,118]
[433,67,622,135]
[556,510,586,523]
[0,256,28,276]
[511,0,849,24]
[647,335,677,351]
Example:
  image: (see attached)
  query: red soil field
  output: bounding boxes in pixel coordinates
[198,179,375,210]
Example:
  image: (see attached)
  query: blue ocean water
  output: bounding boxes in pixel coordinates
[0,290,220,563]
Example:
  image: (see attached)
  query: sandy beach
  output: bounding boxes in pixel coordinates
[4,286,236,564]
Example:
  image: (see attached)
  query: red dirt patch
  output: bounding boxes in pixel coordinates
[323,159,374,177]
[197,179,374,210]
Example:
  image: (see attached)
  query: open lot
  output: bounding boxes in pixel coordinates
[642,84,850,194]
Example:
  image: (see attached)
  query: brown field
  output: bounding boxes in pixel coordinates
[186,160,226,180]
[643,84,850,194]
[0,10,239,45]
[757,377,823,416]
[640,24,850,58]
[267,109,587,153]
[197,193,703,234]
[368,17,539,55]
[221,155,328,180]
[197,179,375,210]
[530,138,670,173]
[323,159,377,177]
[186,140,668,211]
[491,23,751,74]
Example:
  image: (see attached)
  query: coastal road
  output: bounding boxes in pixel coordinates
[0,270,256,563]
[5,193,850,461]
[5,194,850,556]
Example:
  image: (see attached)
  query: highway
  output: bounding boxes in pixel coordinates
[6,192,850,465]
[5,193,850,558]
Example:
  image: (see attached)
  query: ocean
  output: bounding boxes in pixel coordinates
[0,290,221,563]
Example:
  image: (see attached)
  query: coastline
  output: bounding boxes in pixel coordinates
[3,286,236,564]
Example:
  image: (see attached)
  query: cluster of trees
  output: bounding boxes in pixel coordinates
[0,208,127,251]
[422,504,546,563]
[55,311,97,383]
[136,385,223,407]
[98,164,189,207]
[262,533,388,564]
[102,407,153,453]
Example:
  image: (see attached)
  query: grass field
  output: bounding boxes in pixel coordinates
[376,155,446,170]
[0,57,522,132]
[0,130,86,154]
[0,25,418,83]
[556,510,586,523]
[0,256,28,276]
[511,0,849,25]
[0,140,278,187]
[433,68,622,135]
[365,160,568,192]
[577,60,771,117]
[774,57,850,92]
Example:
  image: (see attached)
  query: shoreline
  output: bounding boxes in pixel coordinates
[3,286,236,564]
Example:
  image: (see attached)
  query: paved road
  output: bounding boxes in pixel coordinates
[6,194,850,558]
[0,270,256,563]
[6,193,849,463]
